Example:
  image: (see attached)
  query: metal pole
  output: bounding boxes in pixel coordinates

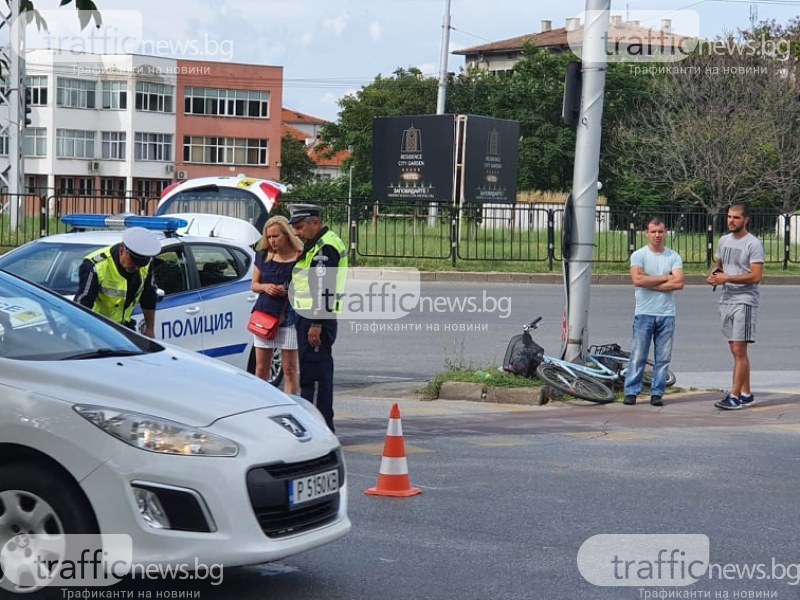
[7,0,26,219]
[431,0,452,228]
[563,0,610,362]
[436,0,451,114]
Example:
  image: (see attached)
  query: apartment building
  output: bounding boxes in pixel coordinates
[453,16,688,74]
[1,50,283,198]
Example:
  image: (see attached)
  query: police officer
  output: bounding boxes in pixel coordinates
[75,226,161,337]
[289,204,347,432]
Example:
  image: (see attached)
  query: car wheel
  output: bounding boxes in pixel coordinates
[0,463,98,597]
[269,348,284,387]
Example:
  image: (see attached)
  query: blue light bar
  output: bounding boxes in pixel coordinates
[61,214,188,233]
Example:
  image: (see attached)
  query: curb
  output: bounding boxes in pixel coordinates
[349,269,800,286]
[437,381,545,405]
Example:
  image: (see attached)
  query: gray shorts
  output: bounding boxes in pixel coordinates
[720,303,758,343]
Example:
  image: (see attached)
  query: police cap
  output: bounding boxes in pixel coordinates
[122,227,160,266]
[288,204,322,225]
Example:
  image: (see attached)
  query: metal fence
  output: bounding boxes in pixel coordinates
[2,191,799,269]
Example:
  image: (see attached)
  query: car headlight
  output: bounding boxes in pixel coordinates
[73,405,239,457]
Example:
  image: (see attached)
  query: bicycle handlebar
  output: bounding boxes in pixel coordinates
[524,317,543,331]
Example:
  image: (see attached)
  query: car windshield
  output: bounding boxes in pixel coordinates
[0,270,155,361]
[0,242,101,296]
[158,186,268,232]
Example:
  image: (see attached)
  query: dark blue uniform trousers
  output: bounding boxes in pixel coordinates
[296,316,338,432]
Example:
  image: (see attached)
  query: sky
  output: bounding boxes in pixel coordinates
[15,0,800,122]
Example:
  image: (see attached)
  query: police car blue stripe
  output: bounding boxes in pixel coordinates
[201,343,248,358]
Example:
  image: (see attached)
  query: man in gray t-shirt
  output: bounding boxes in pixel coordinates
[707,203,765,410]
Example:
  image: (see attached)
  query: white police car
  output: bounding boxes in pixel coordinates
[0,214,282,384]
[0,268,349,594]
[157,174,286,234]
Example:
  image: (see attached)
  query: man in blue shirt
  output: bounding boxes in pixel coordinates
[623,217,685,406]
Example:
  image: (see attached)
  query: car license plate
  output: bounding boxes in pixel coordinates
[289,469,339,507]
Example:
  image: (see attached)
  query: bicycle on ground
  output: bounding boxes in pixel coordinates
[502,317,675,404]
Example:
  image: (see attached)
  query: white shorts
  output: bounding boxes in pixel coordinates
[253,325,298,350]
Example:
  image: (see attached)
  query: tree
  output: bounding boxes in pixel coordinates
[2,0,102,77]
[610,51,800,217]
[320,45,661,199]
[279,134,316,186]
[319,67,437,198]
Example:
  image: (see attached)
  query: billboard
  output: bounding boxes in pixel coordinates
[371,115,455,202]
[462,115,519,204]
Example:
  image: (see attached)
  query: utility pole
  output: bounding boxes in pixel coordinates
[2,0,26,232]
[432,0,452,227]
[563,0,610,362]
[436,0,452,115]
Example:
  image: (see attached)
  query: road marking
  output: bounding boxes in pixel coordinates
[763,424,800,434]
[566,431,657,441]
[345,443,432,456]
[459,436,536,447]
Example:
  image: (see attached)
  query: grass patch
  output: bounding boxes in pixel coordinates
[425,367,542,399]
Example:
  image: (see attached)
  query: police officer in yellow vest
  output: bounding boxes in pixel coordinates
[289,204,347,432]
[75,227,161,338]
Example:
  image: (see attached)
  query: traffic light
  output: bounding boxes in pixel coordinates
[561,61,582,129]
[23,88,32,127]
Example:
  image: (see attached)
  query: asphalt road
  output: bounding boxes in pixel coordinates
[109,388,800,599]
[81,281,800,599]
[335,281,800,393]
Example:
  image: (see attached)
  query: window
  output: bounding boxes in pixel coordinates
[78,178,94,195]
[134,179,172,198]
[134,132,172,162]
[192,245,243,288]
[0,130,8,156]
[101,131,126,160]
[184,87,269,118]
[182,136,268,165]
[152,249,190,296]
[100,178,126,197]
[58,177,75,195]
[56,78,96,109]
[101,81,127,109]
[56,129,95,159]
[24,128,47,157]
[25,76,48,105]
[135,82,174,113]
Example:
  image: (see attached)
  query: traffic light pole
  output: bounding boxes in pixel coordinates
[562,0,610,362]
[4,0,26,230]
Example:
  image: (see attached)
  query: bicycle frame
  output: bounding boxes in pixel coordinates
[540,353,621,383]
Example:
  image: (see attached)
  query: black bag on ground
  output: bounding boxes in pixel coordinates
[502,334,545,378]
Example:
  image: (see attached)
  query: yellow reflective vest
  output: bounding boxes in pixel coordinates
[292,230,348,314]
[85,246,151,324]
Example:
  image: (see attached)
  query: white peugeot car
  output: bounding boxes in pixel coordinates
[0,268,349,594]
[0,214,283,384]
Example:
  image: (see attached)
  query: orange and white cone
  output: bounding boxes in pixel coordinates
[365,403,422,497]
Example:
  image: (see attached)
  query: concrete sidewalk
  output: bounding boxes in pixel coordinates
[334,380,800,427]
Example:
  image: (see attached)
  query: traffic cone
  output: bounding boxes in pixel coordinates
[365,403,422,497]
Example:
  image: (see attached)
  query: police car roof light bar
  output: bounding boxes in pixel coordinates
[61,214,188,233]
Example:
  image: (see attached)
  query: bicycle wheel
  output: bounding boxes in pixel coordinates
[597,354,677,389]
[643,361,677,388]
[536,363,615,403]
